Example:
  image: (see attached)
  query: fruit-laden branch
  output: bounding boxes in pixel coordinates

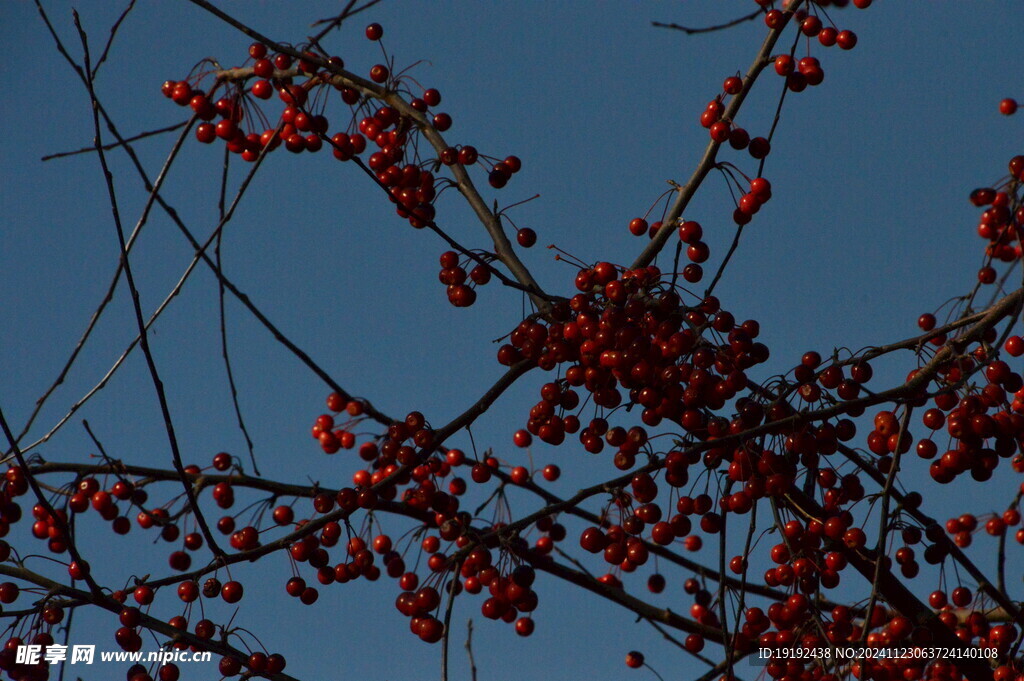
[0,563,304,681]
[456,280,1022,557]
[528,553,724,640]
[22,361,529,596]
[186,0,554,314]
[631,1,805,270]
[838,442,1024,627]
[19,284,1023,676]
[782,488,995,681]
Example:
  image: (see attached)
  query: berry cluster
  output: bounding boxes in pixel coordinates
[10,3,1024,681]
[162,30,528,310]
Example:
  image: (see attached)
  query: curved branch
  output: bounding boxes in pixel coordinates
[185,0,553,313]
[631,4,802,270]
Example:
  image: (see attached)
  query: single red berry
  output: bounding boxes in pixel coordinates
[219,657,241,676]
[433,113,452,131]
[251,79,273,99]
[1000,98,1018,116]
[221,580,244,604]
[514,617,534,637]
[1005,336,1024,357]
[132,585,153,605]
[365,23,383,40]
[685,634,705,653]
[774,55,794,76]
[764,9,784,29]
[709,121,730,143]
[818,27,838,47]
[458,146,478,166]
[423,89,441,107]
[836,30,858,50]
[510,466,530,485]
[488,169,508,188]
[517,228,537,248]
[253,58,274,79]
[215,120,237,141]
[678,220,702,244]
[801,16,822,36]
[195,123,216,144]
[749,137,770,159]
[951,586,972,607]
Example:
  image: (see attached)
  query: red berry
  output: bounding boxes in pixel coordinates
[433,113,452,131]
[709,121,730,143]
[678,220,702,244]
[774,55,794,76]
[801,16,822,36]
[515,617,534,637]
[628,218,648,236]
[1005,336,1024,357]
[215,120,237,141]
[253,58,274,79]
[764,10,784,29]
[423,89,441,107]
[221,580,244,604]
[749,137,770,159]
[836,30,858,50]
[365,23,383,40]
[195,123,216,144]
[819,27,838,47]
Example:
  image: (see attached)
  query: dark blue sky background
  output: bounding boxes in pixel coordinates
[2,2,1023,680]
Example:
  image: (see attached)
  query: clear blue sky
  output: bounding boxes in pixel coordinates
[2,2,1022,680]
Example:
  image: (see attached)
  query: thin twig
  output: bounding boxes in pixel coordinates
[440,560,463,681]
[215,142,259,474]
[41,121,186,161]
[464,620,477,681]
[21,2,197,448]
[185,0,554,313]
[90,0,136,78]
[73,11,223,558]
[309,0,385,44]
[652,10,761,36]
[860,407,912,649]
[632,3,805,270]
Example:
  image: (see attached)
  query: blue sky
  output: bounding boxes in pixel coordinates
[2,1,1023,680]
